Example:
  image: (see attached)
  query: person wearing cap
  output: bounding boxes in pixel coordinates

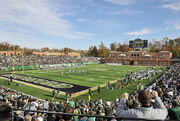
[116,90,168,120]
[104,101,112,116]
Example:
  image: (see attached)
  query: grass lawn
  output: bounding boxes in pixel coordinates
[0,64,165,101]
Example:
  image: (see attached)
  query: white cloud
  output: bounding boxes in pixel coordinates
[126,28,151,35]
[103,0,135,6]
[164,19,180,30]
[174,24,180,30]
[77,18,89,22]
[163,27,169,31]
[76,18,120,28]
[109,9,143,15]
[162,3,180,10]
[97,20,120,27]
[0,0,94,40]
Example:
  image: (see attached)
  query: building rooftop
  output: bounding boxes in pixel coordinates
[160,51,170,53]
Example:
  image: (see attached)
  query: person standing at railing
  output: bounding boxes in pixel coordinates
[116,90,168,120]
[49,99,56,111]
[56,100,65,112]
[43,99,49,111]
[104,101,112,117]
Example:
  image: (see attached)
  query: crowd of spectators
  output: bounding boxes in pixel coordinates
[0,55,100,68]
[110,68,160,90]
[0,63,180,121]
[116,62,180,120]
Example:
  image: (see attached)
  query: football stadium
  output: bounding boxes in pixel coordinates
[0,0,180,121]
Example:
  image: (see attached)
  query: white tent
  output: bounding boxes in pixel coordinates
[119,54,126,57]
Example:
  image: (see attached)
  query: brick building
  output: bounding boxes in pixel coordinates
[66,52,80,57]
[0,51,22,56]
[105,51,172,66]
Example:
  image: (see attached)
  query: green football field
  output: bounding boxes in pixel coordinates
[15,64,148,87]
[0,64,165,101]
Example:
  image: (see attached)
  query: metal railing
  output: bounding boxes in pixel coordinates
[11,108,178,121]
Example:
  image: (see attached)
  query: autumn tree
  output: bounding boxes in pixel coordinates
[98,42,108,57]
[41,47,50,52]
[0,42,11,51]
[92,46,98,57]
[110,42,117,51]
[64,47,72,53]
[161,45,169,51]
[52,48,60,52]
[88,46,94,56]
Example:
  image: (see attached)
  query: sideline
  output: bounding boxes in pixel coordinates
[0,76,119,97]
[0,76,66,95]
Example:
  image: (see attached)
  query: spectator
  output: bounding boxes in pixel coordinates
[116,90,168,120]
[31,112,38,121]
[56,100,65,112]
[43,99,49,111]
[63,107,74,121]
[69,99,75,108]
[104,101,112,116]
[30,99,38,111]
[14,111,24,121]
[0,104,12,121]
[168,100,180,120]
[17,97,23,109]
[49,99,55,111]
[47,113,56,121]
[24,111,32,121]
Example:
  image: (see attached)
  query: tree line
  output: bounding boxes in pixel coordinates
[88,42,129,57]
[88,37,180,58]
[0,37,179,58]
[149,37,180,58]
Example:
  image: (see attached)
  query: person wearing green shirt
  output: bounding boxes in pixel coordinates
[69,99,75,108]
[168,100,180,120]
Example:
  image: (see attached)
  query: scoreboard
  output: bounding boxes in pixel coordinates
[129,39,148,48]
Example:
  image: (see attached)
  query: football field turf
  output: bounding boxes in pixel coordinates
[15,64,148,87]
[0,64,164,101]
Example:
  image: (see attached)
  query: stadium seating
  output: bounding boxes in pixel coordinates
[0,55,100,71]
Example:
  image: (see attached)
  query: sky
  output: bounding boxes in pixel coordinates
[0,0,180,50]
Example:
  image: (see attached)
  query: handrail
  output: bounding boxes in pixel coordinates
[12,108,176,121]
